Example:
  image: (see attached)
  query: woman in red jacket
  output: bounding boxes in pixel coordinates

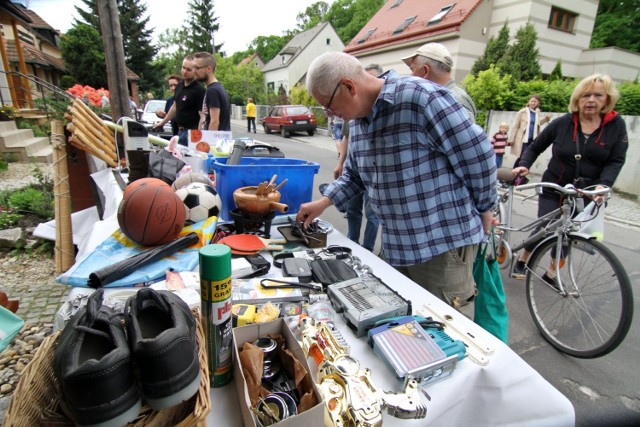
[511,74,628,279]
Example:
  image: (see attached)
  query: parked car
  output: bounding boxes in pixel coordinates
[261,105,317,138]
[139,99,172,139]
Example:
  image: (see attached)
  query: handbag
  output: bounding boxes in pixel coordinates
[148,148,185,185]
[473,232,509,343]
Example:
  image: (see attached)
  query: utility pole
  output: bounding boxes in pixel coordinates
[97,0,132,125]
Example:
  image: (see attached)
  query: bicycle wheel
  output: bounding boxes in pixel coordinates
[525,234,633,358]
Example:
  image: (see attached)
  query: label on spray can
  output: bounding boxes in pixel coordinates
[199,244,233,387]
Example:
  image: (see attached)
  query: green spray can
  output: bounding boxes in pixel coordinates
[199,244,233,387]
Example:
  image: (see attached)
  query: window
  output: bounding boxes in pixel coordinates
[393,16,416,35]
[357,28,377,44]
[548,6,577,33]
[428,4,455,25]
[390,0,403,9]
[326,38,330,45]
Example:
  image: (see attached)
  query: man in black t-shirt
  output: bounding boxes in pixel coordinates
[193,52,231,131]
[155,55,206,146]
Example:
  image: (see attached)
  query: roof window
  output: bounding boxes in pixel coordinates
[428,4,456,25]
[393,16,416,35]
[357,28,377,44]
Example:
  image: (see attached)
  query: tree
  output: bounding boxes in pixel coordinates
[59,23,108,88]
[328,0,385,44]
[215,56,266,104]
[463,65,513,112]
[591,0,640,53]
[471,22,510,75]
[74,0,162,95]
[549,60,563,81]
[497,23,541,81]
[118,0,162,95]
[249,35,292,64]
[296,1,330,31]
[183,0,222,54]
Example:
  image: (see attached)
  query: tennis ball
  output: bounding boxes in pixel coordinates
[591,232,604,242]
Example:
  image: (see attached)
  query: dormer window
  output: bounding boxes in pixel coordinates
[428,4,455,25]
[393,16,416,35]
[357,28,377,44]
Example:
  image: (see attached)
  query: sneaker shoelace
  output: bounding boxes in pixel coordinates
[75,311,125,341]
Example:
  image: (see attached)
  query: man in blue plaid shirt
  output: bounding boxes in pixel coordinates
[297,52,496,317]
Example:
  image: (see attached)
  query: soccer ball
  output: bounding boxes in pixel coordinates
[175,182,222,223]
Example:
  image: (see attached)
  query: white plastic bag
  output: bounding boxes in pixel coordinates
[575,201,605,241]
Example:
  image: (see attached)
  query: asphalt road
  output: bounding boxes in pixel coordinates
[230,125,640,426]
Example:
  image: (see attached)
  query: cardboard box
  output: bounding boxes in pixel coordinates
[233,318,324,427]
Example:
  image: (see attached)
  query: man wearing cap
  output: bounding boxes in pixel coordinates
[298,52,496,318]
[402,43,477,123]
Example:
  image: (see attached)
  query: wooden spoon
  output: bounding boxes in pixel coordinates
[256,182,267,196]
[273,179,288,192]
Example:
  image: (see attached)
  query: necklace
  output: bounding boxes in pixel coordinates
[582,132,592,143]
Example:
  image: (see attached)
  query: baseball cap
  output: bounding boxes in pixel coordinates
[401,42,454,68]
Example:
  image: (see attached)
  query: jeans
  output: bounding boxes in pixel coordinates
[495,154,503,169]
[332,122,343,141]
[346,192,379,251]
[247,117,256,133]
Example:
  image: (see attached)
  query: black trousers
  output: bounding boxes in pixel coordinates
[247,117,256,132]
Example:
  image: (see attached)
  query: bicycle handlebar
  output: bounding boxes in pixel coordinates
[516,182,612,199]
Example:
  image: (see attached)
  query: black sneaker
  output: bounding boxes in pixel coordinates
[54,290,142,427]
[125,288,201,410]
[513,259,527,279]
[542,273,561,292]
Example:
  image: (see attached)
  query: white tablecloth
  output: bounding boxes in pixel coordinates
[206,226,575,427]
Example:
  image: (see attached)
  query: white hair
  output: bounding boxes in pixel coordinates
[306,52,364,98]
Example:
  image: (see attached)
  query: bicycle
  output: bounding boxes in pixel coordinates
[493,169,633,358]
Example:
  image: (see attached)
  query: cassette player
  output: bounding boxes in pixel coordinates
[327,274,411,337]
[368,317,459,386]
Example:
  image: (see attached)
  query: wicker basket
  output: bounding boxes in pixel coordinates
[3,310,210,427]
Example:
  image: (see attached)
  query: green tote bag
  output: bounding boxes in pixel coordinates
[473,233,509,344]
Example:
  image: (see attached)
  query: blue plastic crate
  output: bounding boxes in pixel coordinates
[209,157,320,221]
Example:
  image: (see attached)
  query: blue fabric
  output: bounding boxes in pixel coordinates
[325,70,497,266]
[528,109,536,142]
[57,217,217,288]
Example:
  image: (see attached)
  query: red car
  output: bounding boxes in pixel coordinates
[261,105,317,137]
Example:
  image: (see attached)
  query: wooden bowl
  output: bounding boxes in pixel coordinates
[233,186,289,216]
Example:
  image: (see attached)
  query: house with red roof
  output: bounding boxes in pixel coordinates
[345,0,640,83]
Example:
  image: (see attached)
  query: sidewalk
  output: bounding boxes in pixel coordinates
[230,118,640,230]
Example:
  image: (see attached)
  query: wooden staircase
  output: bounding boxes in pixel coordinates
[0,121,53,163]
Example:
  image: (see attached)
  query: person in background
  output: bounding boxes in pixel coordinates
[100,91,109,109]
[154,55,206,146]
[333,63,383,252]
[194,51,231,131]
[402,42,477,123]
[509,94,552,168]
[332,116,344,150]
[246,97,257,133]
[300,52,496,317]
[129,96,138,119]
[155,74,181,136]
[511,74,628,280]
[491,122,510,169]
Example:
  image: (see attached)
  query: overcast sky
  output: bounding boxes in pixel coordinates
[24,0,330,55]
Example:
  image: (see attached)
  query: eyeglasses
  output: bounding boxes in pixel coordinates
[323,81,342,115]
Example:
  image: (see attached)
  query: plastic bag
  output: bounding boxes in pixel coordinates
[473,235,509,343]
[0,306,24,352]
[575,201,605,241]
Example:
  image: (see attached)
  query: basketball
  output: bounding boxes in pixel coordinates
[124,177,169,199]
[117,184,186,246]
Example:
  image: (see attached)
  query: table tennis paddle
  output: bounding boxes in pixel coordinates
[219,234,286,252]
